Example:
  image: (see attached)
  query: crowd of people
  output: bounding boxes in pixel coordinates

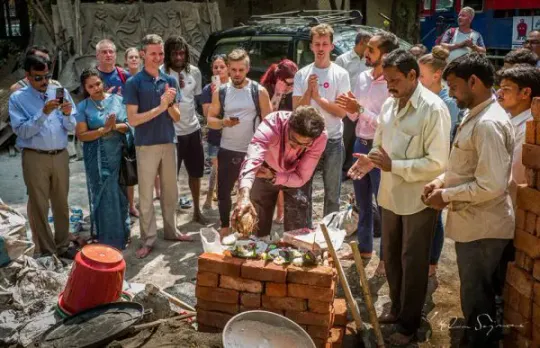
[7,5,540,345]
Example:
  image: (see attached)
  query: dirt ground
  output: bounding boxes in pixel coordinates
[0,149,462,347]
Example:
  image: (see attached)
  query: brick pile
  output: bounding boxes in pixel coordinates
[195,252,352,347]
[504,103,540,347]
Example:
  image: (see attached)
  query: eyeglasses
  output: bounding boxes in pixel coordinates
[31,73,53,82]
[524,40,540,45]
[288,131,313,147]
[284,80,294,87]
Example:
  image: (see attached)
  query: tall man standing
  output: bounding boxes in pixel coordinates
[424,54,514,347]
[124,34,191,259]
[348,49,450,345]
[163,36,206,223]
[440,7,486,62]
[335,30,372,179]
[293,23,350,215]
[9,55,77,257]
[337,31,399,274]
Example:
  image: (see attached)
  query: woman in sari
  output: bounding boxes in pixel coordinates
[76,68,131,250]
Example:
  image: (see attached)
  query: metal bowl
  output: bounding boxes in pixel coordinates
[223,310,316,348]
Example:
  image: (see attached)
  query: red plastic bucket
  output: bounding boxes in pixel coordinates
[60,244,126,314]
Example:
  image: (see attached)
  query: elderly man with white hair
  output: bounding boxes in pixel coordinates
[440,6,486,61]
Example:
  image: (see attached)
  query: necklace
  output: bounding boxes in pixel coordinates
[90,97,104,111]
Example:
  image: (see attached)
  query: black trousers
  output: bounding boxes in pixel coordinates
[455,238,510,347]
[217,148,246,228]
[382,207,438,335]
[251,177,313,237]
[342,117,357,173]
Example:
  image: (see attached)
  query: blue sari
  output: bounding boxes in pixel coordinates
[76,94,131,250]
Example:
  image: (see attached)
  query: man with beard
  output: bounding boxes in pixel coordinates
[424,53,514,347]
[163,36,206,223]
[124,34,191,259]
[293,23,350,216]
[9,54,77,258]
[348,49,450,345]
[207,48,272,238]
[336,31,399,276]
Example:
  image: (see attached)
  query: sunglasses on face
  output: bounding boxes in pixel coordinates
[31,73,53,82]
[282,79,294,87]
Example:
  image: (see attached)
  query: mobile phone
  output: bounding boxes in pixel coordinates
[230,116,239,122]
[56,88,64,103]
[212,75,221,89]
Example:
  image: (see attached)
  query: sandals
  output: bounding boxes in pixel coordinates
[136,246,153,259]
[179,196,193,209]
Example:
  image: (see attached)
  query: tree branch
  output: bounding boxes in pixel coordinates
[27,0,55,44]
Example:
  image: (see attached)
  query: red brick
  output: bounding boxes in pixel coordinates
[527,170,538,189]
[265,282,287,297]
[534,282,540,306]
[507,284,521,312]
[197,324,221,333]
[197,309,233,329]
[196,272,219,288]
[532,97,540,121]
[241,259,287,283]
[526,212,538,235]
[262,295,307,311]
[533,260,540,282]
[518,186,540,216]
[240,306,283,315]
[515,229,540,259]
[524,254,535,272]
[328,327,345,344]
[533,325,540,347]
[524,144,540,171]
[333,299,348,326]
[505,306,531,338]
[537,217,540,238]
[288,282,335,302]
[286,310,334,327]
[198,253,245,277]
[196,285,239,304]
[196,299,239,315]
[507,262,534,299]
[219,275,263,293]
[287,265,335,287]
[312,338,326,348]
[307,324,331,339]
[519,293,533,319]
[538,172,540,190]
[537,121,540,144]
[308,300,333,314]
[526,121,537,145]
[533,302,540,328]
[517,209,527,230]
[240,292,261,308]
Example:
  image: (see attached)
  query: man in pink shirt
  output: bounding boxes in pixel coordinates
[234,106,328,236]
[337,31,399,274]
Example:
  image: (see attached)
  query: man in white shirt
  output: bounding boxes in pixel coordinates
[163,36,206,223]
[349,49,450,346]
[496,65,540,203]
[335,30,372,180]
[440,7,486,62]
[293,23,350,215]
[424,53,514,347]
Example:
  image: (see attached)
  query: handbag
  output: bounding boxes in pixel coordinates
[119,131,138,186]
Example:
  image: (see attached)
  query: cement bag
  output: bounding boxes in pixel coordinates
[0,199,34,267]
[323,205,358,237]
[200,227,224,254]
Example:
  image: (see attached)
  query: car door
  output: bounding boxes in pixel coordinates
[246,36,293,81]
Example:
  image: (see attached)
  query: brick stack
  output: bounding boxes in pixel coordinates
[195,252,351,347]
[504,103,540,347]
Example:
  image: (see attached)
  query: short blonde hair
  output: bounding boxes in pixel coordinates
[96,39,116,54]
[228,48,250,66]
[141,34,163,51]
[461,6,475,19]
[124,47,139,60]
[310,24,334,43]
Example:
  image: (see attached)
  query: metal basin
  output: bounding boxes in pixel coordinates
[223,310,316,348]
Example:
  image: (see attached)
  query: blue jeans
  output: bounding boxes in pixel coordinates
[352,138,382,255]
[322,138,344,216]
[430,213,444,265]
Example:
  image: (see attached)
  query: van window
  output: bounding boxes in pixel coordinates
[209,37,251,63]
[248,37,292,73]
[295,40,341,68]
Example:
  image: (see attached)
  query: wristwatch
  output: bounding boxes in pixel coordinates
[357,104,364,114]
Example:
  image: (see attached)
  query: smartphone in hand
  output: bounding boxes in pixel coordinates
[230,116,239,122]
[211,75,221,89]
[56,88,65,103]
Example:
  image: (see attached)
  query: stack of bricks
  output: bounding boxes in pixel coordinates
[504,99,540,347]
[195,252,351,347]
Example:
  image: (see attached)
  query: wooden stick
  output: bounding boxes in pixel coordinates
[131,313,196,332]
[319,224,363,330]
[350,241,385,347]
[145,283,196,312]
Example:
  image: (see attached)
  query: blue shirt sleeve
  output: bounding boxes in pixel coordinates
[112,95,128,123]
[200,84,212,104]
[440,28,453,44]
[123,77,138,106]
[76,98,88,124]
[9,92,48,140]
[475,32,485,48]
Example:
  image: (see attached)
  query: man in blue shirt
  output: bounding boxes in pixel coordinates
[9,54,77,257]
[124,34,191,259]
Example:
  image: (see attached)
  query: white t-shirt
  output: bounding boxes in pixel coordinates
[168,65,202,136]
[293,62,350,139]
[448,30,480,62]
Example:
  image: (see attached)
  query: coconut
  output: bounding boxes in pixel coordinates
[236,212,257,237]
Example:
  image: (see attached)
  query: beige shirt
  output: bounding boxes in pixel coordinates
[440,98,515,242]
[373,83,451,215]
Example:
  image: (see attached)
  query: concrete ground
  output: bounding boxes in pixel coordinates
[0,150,462,347]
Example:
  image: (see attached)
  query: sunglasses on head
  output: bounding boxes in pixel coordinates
[31,73,53,82]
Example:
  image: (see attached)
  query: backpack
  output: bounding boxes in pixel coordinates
[218,80,262,133]
[435,27,456,45]
[116,66,127,84]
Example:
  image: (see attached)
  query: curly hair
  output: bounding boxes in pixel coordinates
[164,35,190,73]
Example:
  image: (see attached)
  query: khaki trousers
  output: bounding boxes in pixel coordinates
[136,143,178,247]
[22,149,70,256]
